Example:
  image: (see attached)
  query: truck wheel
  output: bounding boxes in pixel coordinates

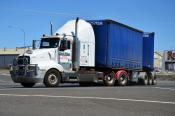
[21,83,35,88]
[104,72,116,86]
[152,75,157,85]
[117,71,128,86]
[44,69,60,87]
[147,72,153,85]
[148,77,153,85]
[143,74,148,85]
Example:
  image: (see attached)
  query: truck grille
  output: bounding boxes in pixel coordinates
[17,56,30,65]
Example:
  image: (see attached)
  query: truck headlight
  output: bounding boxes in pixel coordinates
[26,50,33,54]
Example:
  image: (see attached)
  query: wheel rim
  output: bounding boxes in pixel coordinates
[120,75,127,85]
[107,75,112,81]
[106,75,113,83]
[104,73,115,85]
[144,77,148,85]
[149,79,152,85]
[153,78,157,85]
[48,74,58,85]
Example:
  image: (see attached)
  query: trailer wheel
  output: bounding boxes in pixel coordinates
[152,75,157,85]
[139,73,148,85]
[148,76,153,85]
[104,72,116,86]
[44,69,60,87]
[147,72,153,85]
[21,83,35,88]
[117,71,128,86]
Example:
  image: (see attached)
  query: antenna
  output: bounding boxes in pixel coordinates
[50,21,53,35]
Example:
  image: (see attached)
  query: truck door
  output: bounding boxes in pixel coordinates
[58,39,72,71]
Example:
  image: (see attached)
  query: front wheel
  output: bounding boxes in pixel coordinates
[21,83,35,88]
[44,69,61,87]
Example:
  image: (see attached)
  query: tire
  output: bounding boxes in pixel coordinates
[148,78,153,85]
[148,76,153,85]
[104,72,116,86]
[152,75,157,85]
[21,83,35,88]
[147,72,153,85]
[44,69,60,87]
[140,74,148,85]
[117,71,128,86]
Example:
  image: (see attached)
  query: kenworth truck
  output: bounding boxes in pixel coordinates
[10,18,156,87]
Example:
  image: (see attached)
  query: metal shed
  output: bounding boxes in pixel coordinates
[0,48,24,68]
[0,54,18,68]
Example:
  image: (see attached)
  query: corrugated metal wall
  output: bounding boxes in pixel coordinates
[0,55,18,68]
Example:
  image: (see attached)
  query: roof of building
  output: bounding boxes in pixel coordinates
[0,48,25,55]
[154,52,163,57]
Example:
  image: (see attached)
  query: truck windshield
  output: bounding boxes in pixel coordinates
[40,38,59,49]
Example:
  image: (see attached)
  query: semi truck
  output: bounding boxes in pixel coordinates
[10,18,156,87]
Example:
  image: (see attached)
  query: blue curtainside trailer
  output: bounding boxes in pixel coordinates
[88,20,143,70]
[87,19,155,86]
[10,18,156,87]
[143,32,154,71]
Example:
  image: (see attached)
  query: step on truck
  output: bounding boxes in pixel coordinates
[10,18,156,87]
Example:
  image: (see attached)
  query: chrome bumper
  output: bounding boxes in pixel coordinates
[10,64,44,83]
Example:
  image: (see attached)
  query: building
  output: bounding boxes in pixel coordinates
[162,50,175,72]
[0,48,25,68]
[154,52,163,71]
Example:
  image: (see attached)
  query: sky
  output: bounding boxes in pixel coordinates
[0,0,175,51]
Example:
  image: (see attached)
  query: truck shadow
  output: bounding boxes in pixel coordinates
[9,83,157,89]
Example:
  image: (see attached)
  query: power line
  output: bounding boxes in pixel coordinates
[0,7,98,19]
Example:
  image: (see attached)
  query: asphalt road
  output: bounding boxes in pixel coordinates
[0,74,175,116]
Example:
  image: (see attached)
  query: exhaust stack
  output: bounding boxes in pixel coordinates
[73,17,79,71]
[32,40,36,50]
[50,21,53,35]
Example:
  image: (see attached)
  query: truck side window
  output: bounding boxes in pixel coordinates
[67,41,70,49]
[60,40,71,51]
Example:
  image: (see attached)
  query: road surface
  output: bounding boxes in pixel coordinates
[0,74,175,116]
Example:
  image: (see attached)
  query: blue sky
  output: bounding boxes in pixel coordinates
[0,0,175,51]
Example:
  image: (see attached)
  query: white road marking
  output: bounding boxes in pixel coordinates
[0,88,20,91]
[0,80,13,83]
[0,73,10,76]
[0,93,175,105]
[154,87,175,91]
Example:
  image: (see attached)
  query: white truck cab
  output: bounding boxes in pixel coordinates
[10,18,156,87]
[10,18,96,87]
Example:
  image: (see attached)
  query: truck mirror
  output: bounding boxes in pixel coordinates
[32,40,36,50]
